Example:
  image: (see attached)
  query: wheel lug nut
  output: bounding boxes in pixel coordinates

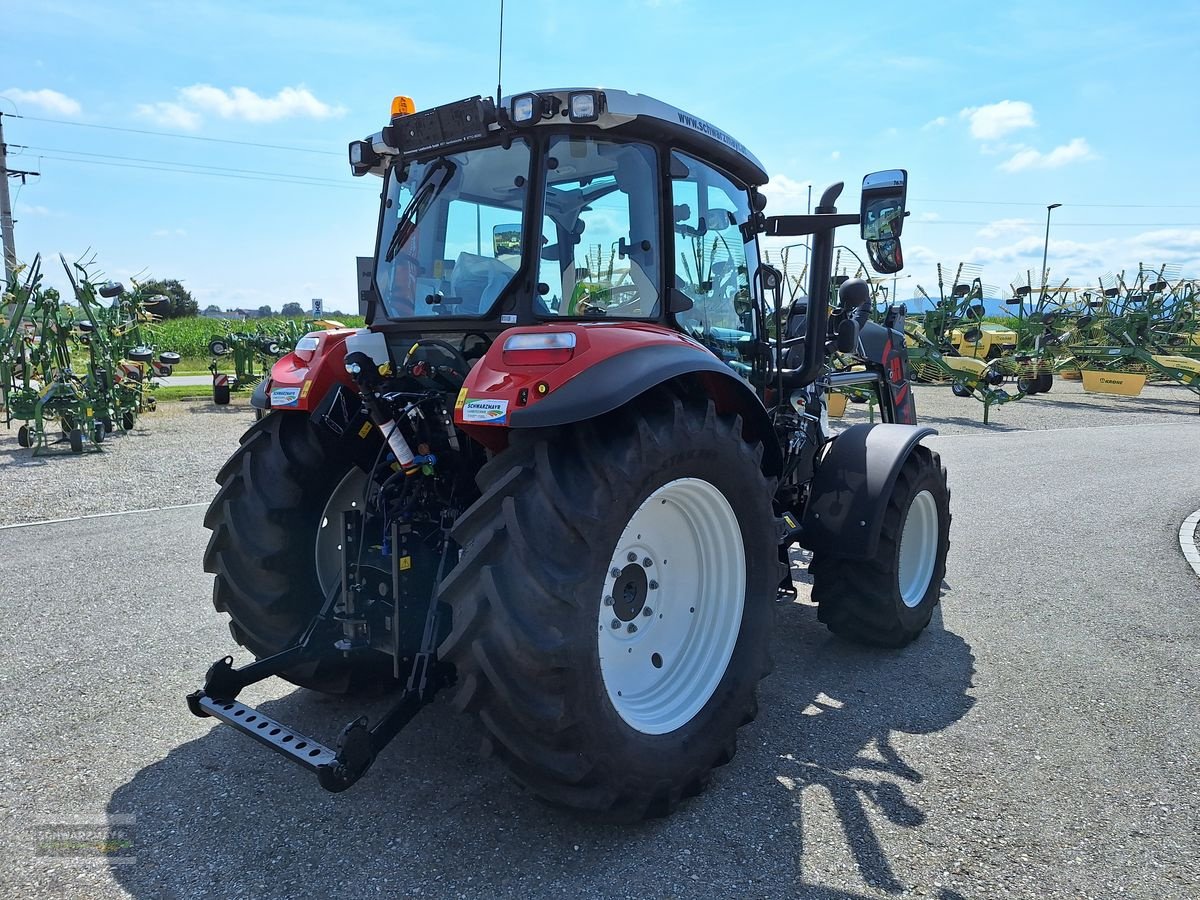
[611,568,622,578]
[603,595,614,606]
[648,580,658,590]
[627,623,637,633]
[611,619,621,630]
[627,551,637,562]
[642,557,653,567]
[642,607,653,617]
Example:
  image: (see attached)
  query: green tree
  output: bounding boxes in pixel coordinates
[280,301,304,316]
[203,304,222,315]
[257,304,273,317]
[140,279,198,319]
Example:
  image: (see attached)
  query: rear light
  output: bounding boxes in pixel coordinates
[293,334,321,363]
[502,331,576,366]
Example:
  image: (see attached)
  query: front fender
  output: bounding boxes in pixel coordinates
[799,423,936,558]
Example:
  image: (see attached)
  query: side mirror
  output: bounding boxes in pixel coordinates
[866,238,903,275]
[758,264,783,309]
[493,224,522,260]
[860,169,907,241]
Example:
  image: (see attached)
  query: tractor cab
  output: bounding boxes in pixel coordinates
[349,89,788,376]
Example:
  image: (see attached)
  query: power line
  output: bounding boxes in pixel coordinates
[916,220,1197,227]
[912,198,1200,209]
[32,154,374,191]
[9,113,343,156]
[18,144,352,186]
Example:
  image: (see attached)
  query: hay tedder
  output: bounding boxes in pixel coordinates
[207,318,345,404]
[1061,267,1200,408]
[188,87,952,821]
[1,255,178,453]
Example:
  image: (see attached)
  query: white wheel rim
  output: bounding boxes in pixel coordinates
[315,468,369,596]
[897,489,938,608]
[597,478,745,735]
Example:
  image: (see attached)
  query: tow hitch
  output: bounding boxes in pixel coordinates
[187,511,452,792]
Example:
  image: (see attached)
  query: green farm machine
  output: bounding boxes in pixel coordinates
[1,254,179,453]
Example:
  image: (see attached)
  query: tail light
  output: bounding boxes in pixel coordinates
[502,332,576,366]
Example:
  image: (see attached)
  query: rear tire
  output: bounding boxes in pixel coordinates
[810,446,950,647]
[1036,372,1053,393]
[1017,376,1039,395]
[202,412,394,694]
[69,428,84,454]
[437,394,779,822]
[951,383,972,398]
[17,425,31,448]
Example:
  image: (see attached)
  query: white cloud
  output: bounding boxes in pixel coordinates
[830,150,841,161]
[14,203,53,217]
[922,116,948,130]
[977,218,1035,239]
[999,138,1097,173]
[180,84,344,122]
[959,100,1036,140]
[1,87,81,116]
[916,212,942,222]
[762,173,813,213]
[152,228,188,238]
[136,101,201,130]
[136,84,344,129]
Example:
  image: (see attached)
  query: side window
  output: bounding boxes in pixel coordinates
[539,137,661,317]
[670,152,758,374]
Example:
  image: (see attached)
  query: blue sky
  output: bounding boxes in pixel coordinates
[3,0,1198,313]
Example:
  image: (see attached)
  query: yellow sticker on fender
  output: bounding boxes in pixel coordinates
[358,421,373,439]
[455,387,468,410]
[399,556,412,571]
[300,380,312,399]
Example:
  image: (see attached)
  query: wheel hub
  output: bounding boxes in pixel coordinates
[612,563,649,622]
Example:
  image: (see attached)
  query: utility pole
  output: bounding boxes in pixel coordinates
[0,112,40,285]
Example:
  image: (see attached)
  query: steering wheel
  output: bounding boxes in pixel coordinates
[404,338,472,382]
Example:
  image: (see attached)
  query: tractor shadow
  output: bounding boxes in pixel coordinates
[106,566,975,899]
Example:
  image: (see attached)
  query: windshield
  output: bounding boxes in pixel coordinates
[376,139,531,319]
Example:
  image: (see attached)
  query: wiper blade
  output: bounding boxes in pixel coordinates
[384,159,458,263]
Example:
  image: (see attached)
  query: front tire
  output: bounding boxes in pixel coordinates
[810,446,950,647]
[437,394,779,821]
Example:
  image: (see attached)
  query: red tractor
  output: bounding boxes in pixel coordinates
[189,88,950,822]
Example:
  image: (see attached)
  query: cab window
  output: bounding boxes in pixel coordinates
[537,137,661,318]
[670,152,758,376]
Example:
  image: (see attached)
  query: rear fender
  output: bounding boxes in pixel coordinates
[799,423,936,558]
[260,328,359,412]
[456,323,781,475]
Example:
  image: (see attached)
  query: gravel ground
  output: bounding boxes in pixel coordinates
[0,377,1197,899]
[0,398,257,527]
[2,379,1196,528]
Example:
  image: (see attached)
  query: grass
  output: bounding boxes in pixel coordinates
[149,314,365,358]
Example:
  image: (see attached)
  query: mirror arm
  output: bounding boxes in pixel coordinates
[762,213,859,237]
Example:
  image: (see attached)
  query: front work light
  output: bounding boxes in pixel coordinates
[348,140,380,176]
[511,93,538,124]
[511,92,561,125]
[568,91,602,123]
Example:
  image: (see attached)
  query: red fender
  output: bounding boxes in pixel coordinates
[262,328,358,412]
